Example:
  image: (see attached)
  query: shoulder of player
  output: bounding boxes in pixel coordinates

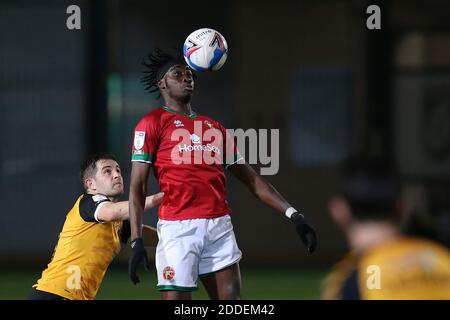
[397,236,450,256]
[135,107,166,131]
[81,193,110,203]
[79,193,111,212]
[358,236,429,267]
[78,193,112,223]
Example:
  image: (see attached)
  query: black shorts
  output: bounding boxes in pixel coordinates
[27,288,65,300]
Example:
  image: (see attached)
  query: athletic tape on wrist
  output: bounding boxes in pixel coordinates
[285,207,298,219]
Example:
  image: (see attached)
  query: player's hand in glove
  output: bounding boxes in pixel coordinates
[128,238,149,284]
[290,212,317,253]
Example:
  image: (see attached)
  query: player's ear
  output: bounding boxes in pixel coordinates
[84,178,96,192]
[158,79,166,90]
[328,195,352,230]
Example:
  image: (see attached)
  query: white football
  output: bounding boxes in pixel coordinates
[183,28,228,72]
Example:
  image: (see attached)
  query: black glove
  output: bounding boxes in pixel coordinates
[290,212,317,253]
[128,238,149,285]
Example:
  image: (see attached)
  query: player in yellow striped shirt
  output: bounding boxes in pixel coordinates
[28,153,163,300]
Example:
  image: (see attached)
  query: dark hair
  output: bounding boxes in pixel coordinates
[80,153,117,190]
[141,48,182,97]
[141,48,197,98]
[340,156,400,221]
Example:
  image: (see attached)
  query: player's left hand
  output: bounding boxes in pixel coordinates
[128,238,149,285]
[290,212,317,253]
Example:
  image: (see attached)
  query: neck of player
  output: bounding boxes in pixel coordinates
[88,191,120,203]
[163,97,193,115]
[347,221,399,253]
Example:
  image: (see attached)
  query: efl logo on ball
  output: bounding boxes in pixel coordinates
[183,28,228,72]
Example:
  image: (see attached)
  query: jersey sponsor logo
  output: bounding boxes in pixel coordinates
[174,120,184,127]
[170,122,224,165]
[134,131,146,150]
[178,143,221,154]
[163,266,175,281]
[190,133,201,144]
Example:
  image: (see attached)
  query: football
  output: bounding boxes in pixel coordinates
[183,28,228,72]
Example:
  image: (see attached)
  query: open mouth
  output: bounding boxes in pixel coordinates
[184,85,194,92]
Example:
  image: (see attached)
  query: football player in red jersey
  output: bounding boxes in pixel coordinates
[128,49,317,300]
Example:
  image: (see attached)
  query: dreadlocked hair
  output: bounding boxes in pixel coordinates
[141,48,197,98]
[141,48,177,95]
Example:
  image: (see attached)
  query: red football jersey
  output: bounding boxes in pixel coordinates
[131,106,242,220]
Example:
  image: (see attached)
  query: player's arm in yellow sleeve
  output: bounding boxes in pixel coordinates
[96,192,164,222]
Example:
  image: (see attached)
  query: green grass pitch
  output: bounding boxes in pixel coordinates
[0,266,327,300]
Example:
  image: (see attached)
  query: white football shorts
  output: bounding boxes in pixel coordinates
[155,214,242,291]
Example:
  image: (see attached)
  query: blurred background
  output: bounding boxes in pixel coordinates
[0,0,449,299]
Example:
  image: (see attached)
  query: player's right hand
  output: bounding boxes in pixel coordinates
[128,238,149,285]
[290,212,317,253]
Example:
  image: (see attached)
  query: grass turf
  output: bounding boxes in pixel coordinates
[0,266,327,300]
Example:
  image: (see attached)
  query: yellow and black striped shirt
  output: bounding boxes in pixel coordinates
[33,194,129,300]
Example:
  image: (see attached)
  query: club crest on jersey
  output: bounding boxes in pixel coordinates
[134,131,145,150]
[174,120,184,128]
[163,266,175,281]
[190,133,201,144]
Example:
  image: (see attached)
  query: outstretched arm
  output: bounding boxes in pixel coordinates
[96,192,163,222]
[229,161,317,253]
